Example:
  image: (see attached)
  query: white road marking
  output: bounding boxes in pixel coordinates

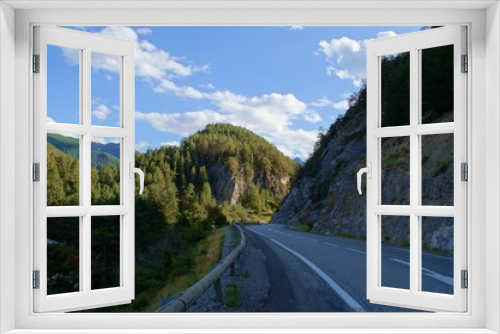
[269,238,366,312]
[345,248,366,255]
[249,229,365,312]
[389,246,453,261]
[390,258,453,286]
[324,242,339,247]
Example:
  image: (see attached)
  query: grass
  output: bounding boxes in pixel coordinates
[433,157,453,176]
[423,245,453,257]
[229,225,240,248]
[290,223,313,233]
[224,282,241,308]
[143,228,226,312]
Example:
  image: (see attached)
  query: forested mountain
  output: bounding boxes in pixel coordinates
[47,123,298,309]
[271,43,455,254]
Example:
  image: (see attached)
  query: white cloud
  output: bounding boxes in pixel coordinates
[135,141,149,152]
[310,97,349,111]
[332,100,349,110]
[92,104,111,120]
[136,28,152,35]
[302,110,322,123]
[136,91,320,160]
[289,26,304,31]
[59,26,324,159]
[318,31,397,87]
[91,137,120,144]
[137,108,318,160]
[47,117,56,123]
[61,26,209,90]
[91,136,107,144]
[136,110,223,136]
[161,141,180,147]
[377,31,397,39]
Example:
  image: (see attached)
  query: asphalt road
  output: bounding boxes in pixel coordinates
[245,224,454,312]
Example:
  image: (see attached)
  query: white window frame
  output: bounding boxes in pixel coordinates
[0,1,499,333]
[365,26,467,312]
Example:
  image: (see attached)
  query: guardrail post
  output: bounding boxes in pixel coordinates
[214,278,223,302]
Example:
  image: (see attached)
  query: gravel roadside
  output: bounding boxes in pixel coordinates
[187,224,270,312]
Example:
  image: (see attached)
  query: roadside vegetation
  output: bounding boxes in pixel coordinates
[48,123,297,311]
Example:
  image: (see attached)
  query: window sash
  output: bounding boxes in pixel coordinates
[366,26,468,312]
[33,25,136,313]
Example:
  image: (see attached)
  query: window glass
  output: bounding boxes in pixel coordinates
[381,52,410,127]
[47,217,80,295]
[421,217,454,295]
[47,133,80,206]
[91,216,121,290]
[91,52,121,127]
[381,137,410,205]
[421,45,454,124]
[381,215,410,290]
[47,44,80,125]
[91,137,121,206]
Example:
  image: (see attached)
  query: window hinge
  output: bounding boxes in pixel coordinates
[33,163,40,182]
[461,54,468,73]
[461,162,468,182]
[33,54,40,73]
[33,270,40,289]
[461,270,468,289]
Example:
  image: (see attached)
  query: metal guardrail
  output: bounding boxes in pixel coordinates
[157,224,246,312]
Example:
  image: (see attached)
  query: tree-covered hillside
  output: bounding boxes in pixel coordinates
[47,123,298,310]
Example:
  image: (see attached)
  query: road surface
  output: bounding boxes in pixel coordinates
[245,224,454,312]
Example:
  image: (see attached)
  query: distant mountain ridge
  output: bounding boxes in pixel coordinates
[47,133,120,169]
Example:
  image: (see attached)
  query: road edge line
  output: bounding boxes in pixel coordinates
[248,228,365,312]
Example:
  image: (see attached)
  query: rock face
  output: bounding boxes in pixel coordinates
[271,99,454,254]
[208,163,291,206]
[208,164,245,206]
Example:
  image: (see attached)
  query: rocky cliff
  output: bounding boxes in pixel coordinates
[271,90,454,254]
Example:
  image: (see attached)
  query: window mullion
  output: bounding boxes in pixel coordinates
[82,47,92,294]
[409,47,420,294]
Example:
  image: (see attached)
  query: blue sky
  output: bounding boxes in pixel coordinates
[48,26,421,159]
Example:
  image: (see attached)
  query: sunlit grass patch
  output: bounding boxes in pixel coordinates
[145,228,225,312]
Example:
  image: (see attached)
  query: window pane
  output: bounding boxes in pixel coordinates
[47,44,80,125]
[421,217,454,294]
[91,137,121,205]
[381,52,410,127]
[91,216,121,290]
[91,52,121,127]
[381,215,410,290]
[47,133,80,206]
[421,134,454,206]
[421,45,454,124]
[47,217,80,295]
[381,137,410,205]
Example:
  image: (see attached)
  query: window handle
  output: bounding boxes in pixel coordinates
[129,162,144,195]
[357,162,371,195]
